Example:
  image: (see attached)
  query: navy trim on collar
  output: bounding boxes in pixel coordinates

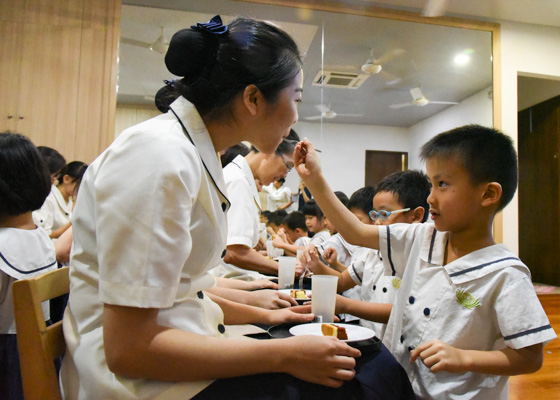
[503,324,552,341]
[385,225,396,276]
[0,251,57,275]
[449,257,520,278]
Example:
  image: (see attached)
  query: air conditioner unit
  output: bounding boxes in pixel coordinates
[312,70,369,89]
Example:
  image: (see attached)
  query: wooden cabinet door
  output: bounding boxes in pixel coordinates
[0,21,22,132]
[17,22,82,157]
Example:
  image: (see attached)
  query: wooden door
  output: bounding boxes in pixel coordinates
[518,95,560,285]
[0,21,22,132]
[365,150,408,187]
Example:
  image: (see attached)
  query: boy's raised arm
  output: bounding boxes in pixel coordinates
[294,139,379,250]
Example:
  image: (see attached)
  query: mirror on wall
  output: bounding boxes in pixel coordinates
[118,0,494,129]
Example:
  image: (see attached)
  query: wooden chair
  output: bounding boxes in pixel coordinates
[12,267,69,400]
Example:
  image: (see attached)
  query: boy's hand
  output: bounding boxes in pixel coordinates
[323,247,338,265]
[294,139,321,180]
[305,245,331,275]
[410,339,468,373]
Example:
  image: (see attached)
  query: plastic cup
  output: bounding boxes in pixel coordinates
[311,275,338,323]
[277,256,296,289]
[266,240,275,257]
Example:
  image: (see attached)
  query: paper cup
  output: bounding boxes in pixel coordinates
[311,275,338,323]
[277,256,296,289]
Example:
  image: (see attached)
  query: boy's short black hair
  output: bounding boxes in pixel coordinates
[420,124,518,211]
[376,170,430,222]
[334,191,349,208]
[268,209,288,226]
[0,132,51,217]
[283,211,308,232]
[348,186,376,215]
[301,199,323,218]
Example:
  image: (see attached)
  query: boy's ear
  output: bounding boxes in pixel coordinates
[481,182,502,208]
[242,84,262,116]
[411,206,426,223]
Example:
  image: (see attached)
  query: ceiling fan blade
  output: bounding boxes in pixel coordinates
[389,103,413,109]
[422,0,449,17]
[305,115,324,120]
[429,101,459,105]
[379,71,402,86]
[410,87,425,101]
[375,48,406,65]
[336,113,364,117]
[121,37,151,49]
[315,104,330,113]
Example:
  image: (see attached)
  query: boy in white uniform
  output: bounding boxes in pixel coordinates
[295,124,557,400]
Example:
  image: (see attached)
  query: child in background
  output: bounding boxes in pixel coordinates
[272,211,310,256]
[295,125,556,400]
[339,171,429,336]
[0,132,57,399]
[32,160,87,239]
[302,199,330,245]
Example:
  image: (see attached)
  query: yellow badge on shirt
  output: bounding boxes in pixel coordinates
[456,289,481,309]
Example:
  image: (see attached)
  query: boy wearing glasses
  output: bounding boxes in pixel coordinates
[295,125,556,400]
[304,171,429,335]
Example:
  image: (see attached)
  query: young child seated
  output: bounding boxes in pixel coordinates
[301,199,331,245]
[295,124,556,400]
[271,211,310,256]
[0,132,58,399]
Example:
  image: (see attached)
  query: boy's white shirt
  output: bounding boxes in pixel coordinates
[380,222,557,400]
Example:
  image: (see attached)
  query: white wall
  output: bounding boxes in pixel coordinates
[500,21,560,254]
[284,122,409,197]
[408,88,493,170]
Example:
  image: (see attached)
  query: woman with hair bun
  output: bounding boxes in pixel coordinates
[61,16,413,400]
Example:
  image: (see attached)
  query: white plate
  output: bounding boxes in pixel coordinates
[289,323,374,342]
[278,289,312,301]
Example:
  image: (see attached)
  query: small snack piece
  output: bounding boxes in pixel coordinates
[321,323,348,340]
[290,289,308,299]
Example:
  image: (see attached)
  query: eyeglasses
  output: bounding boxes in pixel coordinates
[280,153,294,172]
[368,208,410,221]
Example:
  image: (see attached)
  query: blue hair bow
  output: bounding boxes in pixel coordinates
[192,15,228,35]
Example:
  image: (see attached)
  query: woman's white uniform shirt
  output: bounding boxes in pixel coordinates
[32,185,72,236]
[61,97,231,400]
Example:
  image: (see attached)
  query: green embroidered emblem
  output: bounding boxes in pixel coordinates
[392,277,402,289]
[456,289,480,309]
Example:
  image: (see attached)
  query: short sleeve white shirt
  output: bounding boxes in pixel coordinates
[61,97,231,400]
[32,185,72,235]
[380,223,557,400]
[0,227,57,333]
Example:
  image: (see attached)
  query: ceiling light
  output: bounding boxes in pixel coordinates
[454,54,470,65]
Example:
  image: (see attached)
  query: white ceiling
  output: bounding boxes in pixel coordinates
[118,0,558,127]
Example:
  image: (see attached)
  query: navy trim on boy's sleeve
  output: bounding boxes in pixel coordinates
[385,225,396,276]
[503,324,553,341]
[449,257,520,278]
[351,263,362,283]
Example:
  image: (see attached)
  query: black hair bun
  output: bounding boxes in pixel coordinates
[165,28,215,78]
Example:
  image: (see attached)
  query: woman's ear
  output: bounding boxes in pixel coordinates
[242,84,262,116]
[62,175,73,185]
[481,182,502,208]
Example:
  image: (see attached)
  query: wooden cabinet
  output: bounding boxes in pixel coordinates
[0,0,120,163]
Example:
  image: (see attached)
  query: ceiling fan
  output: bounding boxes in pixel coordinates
[361,48,405,74]
[121,26,169,54]
[305,104,364,120]
[389,87,459,109]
